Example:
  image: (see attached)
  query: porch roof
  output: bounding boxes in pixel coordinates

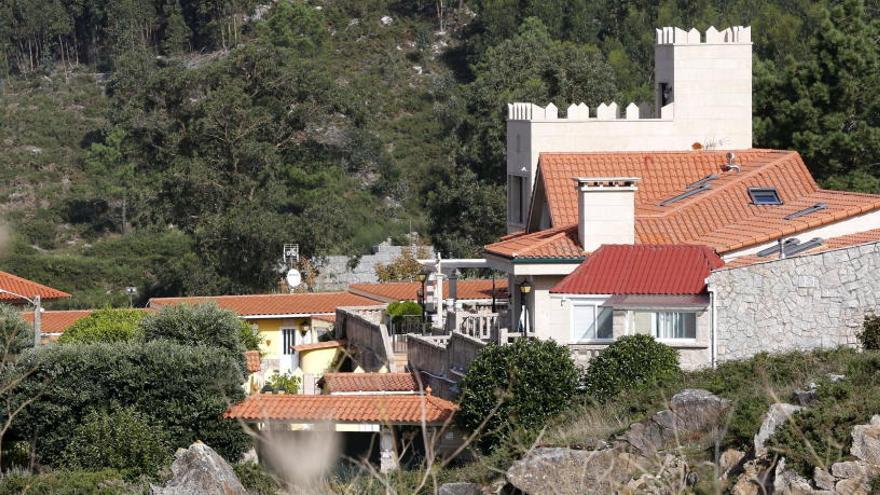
[224,392,456,425]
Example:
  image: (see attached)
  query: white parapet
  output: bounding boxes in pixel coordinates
[508,101,663,122]
[656,25,751,45]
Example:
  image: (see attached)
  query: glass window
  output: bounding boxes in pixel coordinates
[282,328,296,355]
[631,311,697,340]
[572,304,613,342]
[748,187,783,205]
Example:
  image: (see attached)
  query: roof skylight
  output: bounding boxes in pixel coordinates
[785,203,827,221]
[757,237,824,258]
[749,187,783,205]
[686,174,719,190]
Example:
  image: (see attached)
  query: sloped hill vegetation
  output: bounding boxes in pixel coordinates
[1,0,878,305]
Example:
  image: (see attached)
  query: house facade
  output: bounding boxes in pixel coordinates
[483,25,880,368]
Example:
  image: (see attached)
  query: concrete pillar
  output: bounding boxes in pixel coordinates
[379,426,398,473]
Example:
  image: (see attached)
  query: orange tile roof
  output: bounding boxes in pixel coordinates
[245,350,262,373]
[319,372,418,393]
[224,393,457,424]
[148,292,377,317]
[20,309,93,333]
[0,271,70,302]
[487,150,880,259]
[292,340,344,352]
[485,225,583,260]
[725,227,880,268]
[349,279,509,302]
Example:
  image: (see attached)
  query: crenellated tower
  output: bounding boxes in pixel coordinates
[506,26,752,233]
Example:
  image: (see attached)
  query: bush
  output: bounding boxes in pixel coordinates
[386,300,422,325]
[858,312,880,350]
[61,405,172,478]
[0,469,143,495]
[140,303,247,369]
[233,462,279,495]
[0,304,34,357]
[10,341,249,466]
[582,335,680,403]
[240,323,263,351]
[456,338,579,451]
[58,308,145,344]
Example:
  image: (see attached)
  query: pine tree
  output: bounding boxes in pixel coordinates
[162,1,191,55]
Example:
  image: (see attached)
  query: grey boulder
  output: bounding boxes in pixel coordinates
[151,442,247,495]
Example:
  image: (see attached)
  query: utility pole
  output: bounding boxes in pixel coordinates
[32,295,41,347]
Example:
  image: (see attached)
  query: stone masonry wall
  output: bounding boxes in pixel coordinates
[313,239,435,291]
[708,242,880,362]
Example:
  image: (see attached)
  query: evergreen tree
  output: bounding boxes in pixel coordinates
[162,0,191,55]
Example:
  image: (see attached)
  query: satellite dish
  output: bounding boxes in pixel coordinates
[285,269,302,288]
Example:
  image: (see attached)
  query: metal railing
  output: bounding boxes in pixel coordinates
[388,315,430,354]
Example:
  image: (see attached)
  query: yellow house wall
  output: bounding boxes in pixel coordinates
[252,316,335,358]
[300,347,341,374]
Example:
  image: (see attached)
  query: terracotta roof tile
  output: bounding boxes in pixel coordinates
[488,150,880,259]
[349,279,508,302]
[0,271,70,301]
[224,393,456,424]
[725,227,880,268]
[485,225,583,260]
[148,292,377,317]
[311,314,336,323]
[550,244,723,295]
[245,350,262,373]
[319,372,418,393]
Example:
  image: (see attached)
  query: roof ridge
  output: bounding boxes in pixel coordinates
[538,148,782,157]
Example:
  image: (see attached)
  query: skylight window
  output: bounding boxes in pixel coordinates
[685,174,718,191]
[785,203,827,221]
[757,237,824,258]
[748,187,783,205]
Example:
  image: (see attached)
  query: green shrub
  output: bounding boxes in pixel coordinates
[233,462,280,495]
[58,308,145,344]
[582,334,680,403]
[140,303,246,370]
[456,338,579,451]
[0,304,34,357]
[0,468,142,495]
[61,405,172,478]
[265,371,301,394]
[386,300,422,324]
[10,341,249,466]
[239,323,263,351]
[858,312,880,350]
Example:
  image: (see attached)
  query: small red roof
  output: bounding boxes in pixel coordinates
[148,292,377,317]
[224,393,456,424]
[551,244,723,295]
[349,279,509,303]
[319,372,418,393]
[0,271,70,302]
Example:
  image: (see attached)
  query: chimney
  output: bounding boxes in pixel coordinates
[574,177,640,252]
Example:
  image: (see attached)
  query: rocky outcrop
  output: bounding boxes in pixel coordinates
[150,442,247,495]
[755,403,802,457]
[438,482,483,495]
[507,390,727,494]
[506,446,650,495]
[770,415,880,494]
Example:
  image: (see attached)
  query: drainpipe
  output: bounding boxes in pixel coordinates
[708,283,717,369]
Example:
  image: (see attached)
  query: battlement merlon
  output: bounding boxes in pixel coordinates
[507,102,672,122]
[656,25,751,45]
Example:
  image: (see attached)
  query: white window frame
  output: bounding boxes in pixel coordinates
[568,296,614,344]
[628,311,697,343]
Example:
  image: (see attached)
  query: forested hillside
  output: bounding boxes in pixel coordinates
[1,0,878,307]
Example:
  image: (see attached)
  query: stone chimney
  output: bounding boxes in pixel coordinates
[574,177,640,252]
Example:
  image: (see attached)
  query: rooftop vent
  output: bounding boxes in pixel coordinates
[784,203,827,221]
[722,152,741,172]
[660,183,711,206]
[748,187,783,206]
[757,237,824,258]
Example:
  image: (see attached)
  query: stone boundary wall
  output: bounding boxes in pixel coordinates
[407,332,486,400]
[313,240,435,291]
[336,306,393,371]
[708,242,880,362]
